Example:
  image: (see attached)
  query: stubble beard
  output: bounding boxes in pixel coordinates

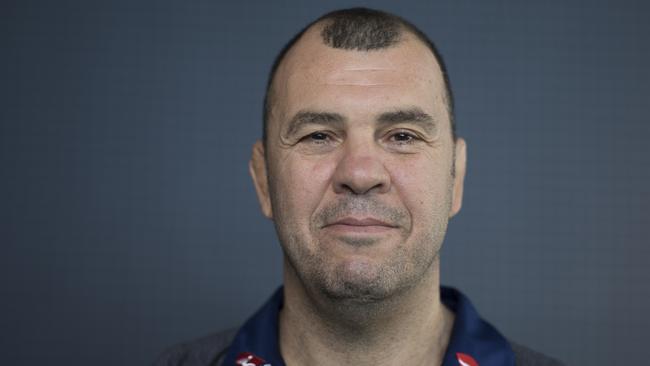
[274,195,451,313]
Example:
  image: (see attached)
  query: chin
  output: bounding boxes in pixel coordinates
[319,259,399,302]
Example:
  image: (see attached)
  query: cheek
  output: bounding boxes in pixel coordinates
[389,156,452,218]
[275,154,335,221]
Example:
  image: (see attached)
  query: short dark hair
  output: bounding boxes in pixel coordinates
[263,7,456,142]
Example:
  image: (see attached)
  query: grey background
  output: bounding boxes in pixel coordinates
[2,0,648,365]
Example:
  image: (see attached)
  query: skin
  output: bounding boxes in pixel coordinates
[250,24,467,366]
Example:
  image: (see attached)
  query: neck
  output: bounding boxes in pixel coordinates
[279,259,454,366]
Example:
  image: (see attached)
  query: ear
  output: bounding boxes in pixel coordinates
[249,140,273,219]
[450,138,467,218]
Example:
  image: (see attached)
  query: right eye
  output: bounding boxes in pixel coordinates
[302,131,331,143]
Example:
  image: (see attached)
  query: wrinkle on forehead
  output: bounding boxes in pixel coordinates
[325,67,412,87]
[340,67,394,71]
[323,83,399,87]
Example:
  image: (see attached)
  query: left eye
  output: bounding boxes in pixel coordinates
[390,132,417,143]
[309,132,329,141]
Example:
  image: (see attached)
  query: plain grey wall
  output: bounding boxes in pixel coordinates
[2,0,648,365]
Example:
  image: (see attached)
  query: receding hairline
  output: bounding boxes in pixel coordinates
[267,24,444,114]
[263,10,456,143]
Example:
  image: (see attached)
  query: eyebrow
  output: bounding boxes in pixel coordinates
[284,111,346,137]
[283,107,437,138]
[376,108,438,135]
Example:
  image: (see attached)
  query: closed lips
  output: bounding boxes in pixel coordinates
[325,217,397,228]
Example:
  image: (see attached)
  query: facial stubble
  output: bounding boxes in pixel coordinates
[271,183,453,311]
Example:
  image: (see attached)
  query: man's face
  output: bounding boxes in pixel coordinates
[250,28,466,302]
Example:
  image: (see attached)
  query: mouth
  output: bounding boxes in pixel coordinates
[322,217,398,234]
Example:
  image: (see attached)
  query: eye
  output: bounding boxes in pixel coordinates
[299,131,333,145]
[309,132,329,141]
[389,131,418,144]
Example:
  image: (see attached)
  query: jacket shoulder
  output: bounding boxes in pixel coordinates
[152,328,237,366]
[509,341,565,366]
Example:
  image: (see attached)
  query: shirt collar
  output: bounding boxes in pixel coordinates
[223,286,514,366]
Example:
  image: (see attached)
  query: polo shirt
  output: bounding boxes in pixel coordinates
[221,286,514,366]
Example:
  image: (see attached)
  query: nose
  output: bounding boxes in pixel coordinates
[332,141,391,195]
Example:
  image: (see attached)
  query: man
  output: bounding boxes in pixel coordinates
[155,8,563,366]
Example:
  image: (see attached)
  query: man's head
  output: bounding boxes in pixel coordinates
[250,8,466,304]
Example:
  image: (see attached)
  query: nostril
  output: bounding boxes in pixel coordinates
[336,181,386,195]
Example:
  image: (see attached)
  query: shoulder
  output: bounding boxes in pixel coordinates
[152,328,238,366]
[509,340,565,366]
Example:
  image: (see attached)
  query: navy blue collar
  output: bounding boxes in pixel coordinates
[223,286,514,366]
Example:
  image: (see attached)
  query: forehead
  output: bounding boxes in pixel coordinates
[270,26,447,125]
